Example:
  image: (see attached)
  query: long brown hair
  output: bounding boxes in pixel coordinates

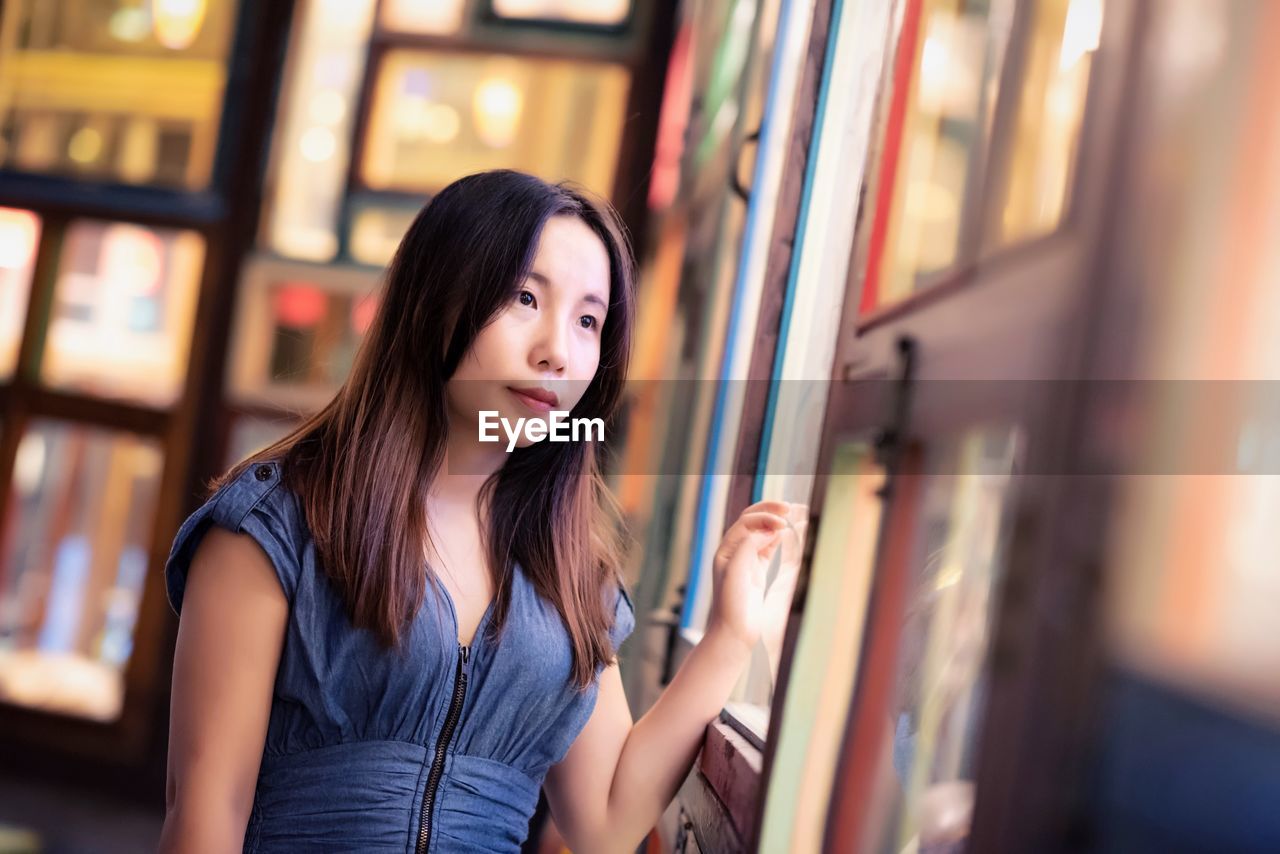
[212,170,636,690]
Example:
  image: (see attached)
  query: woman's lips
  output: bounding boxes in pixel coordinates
[508,388,556,412]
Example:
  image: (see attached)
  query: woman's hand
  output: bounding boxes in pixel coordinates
[705,500,809,660]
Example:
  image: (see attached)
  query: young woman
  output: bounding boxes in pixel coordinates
[159,169,804,853]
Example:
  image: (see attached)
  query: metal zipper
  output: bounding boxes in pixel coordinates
[416,643,469,854]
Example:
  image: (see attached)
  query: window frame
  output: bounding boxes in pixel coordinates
[225,253,382,413]
[808,0,1138,850]
[646,0,839,848]
[850,0,1109,330]
[348,44,634,198]
[0,0,295,775]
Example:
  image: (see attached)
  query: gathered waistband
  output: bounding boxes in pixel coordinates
[246,740,541,853]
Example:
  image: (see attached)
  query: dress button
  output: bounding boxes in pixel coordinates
[255,464,273,482]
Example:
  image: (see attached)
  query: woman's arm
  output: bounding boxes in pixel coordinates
[544,631,752,853]
[544,501,806,853]
[158,527,288,853]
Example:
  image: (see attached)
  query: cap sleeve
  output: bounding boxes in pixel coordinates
[607,581,637,655]
[163,460,299,616]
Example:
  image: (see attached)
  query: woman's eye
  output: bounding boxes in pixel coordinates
[579,316,598,330]
[517,290,535,307]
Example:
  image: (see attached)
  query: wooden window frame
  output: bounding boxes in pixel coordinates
[0,0,298,788]
[345,0,672,246]
[648,0,837,849]
[225,253,382,413]
[811,0,1142,851]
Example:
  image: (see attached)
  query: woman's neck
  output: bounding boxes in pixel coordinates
[430,420,506,516]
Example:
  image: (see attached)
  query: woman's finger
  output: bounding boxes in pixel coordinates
[727,528,782,568]
[742,500,791,517]
[732,511,789,532]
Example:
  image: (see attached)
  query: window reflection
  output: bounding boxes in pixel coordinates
[0,208,41,382]
[380,0,467,35]
[227,258,380,411]
[41,220,205,407]
[264,0,377,261]
[491,0,631,27]
[863,0,1014,312]
[0,0,240,189]
[990,0,1103,246]
[0,420,163,721]
[361,49,629,194]
[876,427,1022,854]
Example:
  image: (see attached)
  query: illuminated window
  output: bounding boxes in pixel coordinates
[491,0,632,27]
[0,0,241,189]
[862,0,1015,313]
[361,49,629,195]
[226,256,381,412]
[0,208,41,382]
[348,198,423,267]
[263,0,378,261]
[0,419,164,721]
[989,0,1103,246]
[41,220,206,407]
[380,0,467,35]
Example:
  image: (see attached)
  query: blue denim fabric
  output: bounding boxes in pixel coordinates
[164,459,636,853]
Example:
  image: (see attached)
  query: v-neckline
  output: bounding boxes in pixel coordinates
[435,573,498,651]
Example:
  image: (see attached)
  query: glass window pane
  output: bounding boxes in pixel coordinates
[0,419,164,721]
[0,0,241,189]
[227,258,380,411]
[360,49,629,195]
[492,0,631,27]
[348,198,422,268]
[0,208,41,382]
[989,0,1103,246]
[862,0,1014,313]
[41,220,205,407]
[263,0,377,261]
[872,426,1023,853]
[758,442,887,853]
[380,0,467,35]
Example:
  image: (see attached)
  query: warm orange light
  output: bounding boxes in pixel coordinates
[472,77,523,149]
[380,0,466,34]
[151,0,208,50]
[0,208,39,270]
[101,224,165,296]
[494,0,629,26]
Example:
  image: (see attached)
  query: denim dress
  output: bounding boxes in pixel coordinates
[163,459,636,853]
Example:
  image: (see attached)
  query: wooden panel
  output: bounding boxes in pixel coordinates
[699,719,761,845]
[676,768,744,854]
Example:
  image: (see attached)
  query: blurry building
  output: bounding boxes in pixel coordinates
[0,0,673,819]
[3,0,1280,852]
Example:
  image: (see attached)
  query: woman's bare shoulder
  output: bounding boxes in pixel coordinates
[185,524,290,609]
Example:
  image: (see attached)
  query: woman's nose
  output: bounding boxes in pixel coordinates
[531,316,569,372]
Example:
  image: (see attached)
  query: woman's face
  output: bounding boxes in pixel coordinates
[446,214,611,453]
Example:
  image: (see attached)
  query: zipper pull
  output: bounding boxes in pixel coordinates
[460,644,470,666]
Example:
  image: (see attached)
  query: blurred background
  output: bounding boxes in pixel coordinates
[0,0,1278,852]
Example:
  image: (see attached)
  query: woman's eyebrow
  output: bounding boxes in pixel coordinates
[527,270,608,311]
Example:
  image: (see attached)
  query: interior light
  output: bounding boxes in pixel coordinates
[152,0,208,50]
[473,77,523,149]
